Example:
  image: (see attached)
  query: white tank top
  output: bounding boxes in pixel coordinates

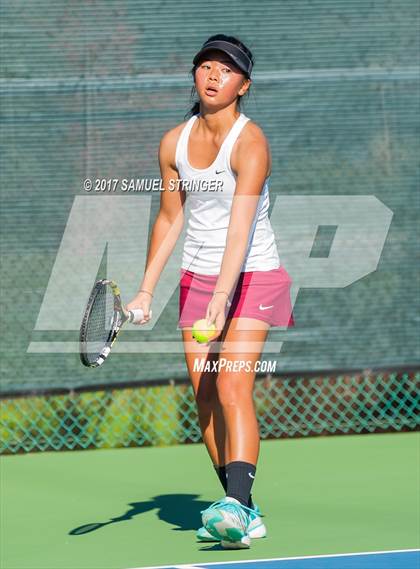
[175,112,281,275]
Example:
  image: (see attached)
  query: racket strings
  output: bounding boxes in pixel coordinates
[84,285,116,364]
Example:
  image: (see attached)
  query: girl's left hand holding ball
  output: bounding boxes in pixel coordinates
[201,293,228,343]
[192,319,217,344]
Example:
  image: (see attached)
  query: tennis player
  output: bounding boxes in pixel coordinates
[127,34,294,549]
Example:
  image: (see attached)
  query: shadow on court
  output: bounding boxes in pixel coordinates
[69,493,212,536]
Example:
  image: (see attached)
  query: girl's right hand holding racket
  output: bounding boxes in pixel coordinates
[126,291,153,325]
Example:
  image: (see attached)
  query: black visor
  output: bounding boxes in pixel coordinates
[193,40,253,77]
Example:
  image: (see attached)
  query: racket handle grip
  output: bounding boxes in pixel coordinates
[128,308,152,324]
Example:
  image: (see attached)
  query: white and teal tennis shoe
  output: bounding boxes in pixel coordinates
[197,501,266,541]
[199,497,266,549]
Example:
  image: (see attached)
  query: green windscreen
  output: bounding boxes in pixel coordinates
[1,1,419,394]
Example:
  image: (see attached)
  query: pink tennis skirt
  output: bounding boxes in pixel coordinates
[179,265,295,328]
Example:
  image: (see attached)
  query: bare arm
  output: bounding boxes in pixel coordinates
[137,129,185,295]
[214,127,270,299]
[127,127,185,319]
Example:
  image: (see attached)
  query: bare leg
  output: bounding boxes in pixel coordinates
[216,317,270,465]
[182,329,225,466]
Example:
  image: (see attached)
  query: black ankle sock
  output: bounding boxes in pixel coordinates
[248,493,255,510]
[226,461,256,507]
[213,464,227,493]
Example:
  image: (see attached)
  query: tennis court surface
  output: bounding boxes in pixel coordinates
[1,433,418,569]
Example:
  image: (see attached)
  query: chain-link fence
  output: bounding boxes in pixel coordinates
[1,368,418,454]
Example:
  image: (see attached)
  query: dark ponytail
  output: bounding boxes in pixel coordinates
[188,98,201,118]
[185,34,254,119]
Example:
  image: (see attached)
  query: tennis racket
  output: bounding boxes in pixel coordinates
[79,279,152,368]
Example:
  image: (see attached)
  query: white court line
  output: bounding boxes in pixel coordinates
[127,548,420,569]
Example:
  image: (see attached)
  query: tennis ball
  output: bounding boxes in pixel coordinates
[192,319,217,344]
